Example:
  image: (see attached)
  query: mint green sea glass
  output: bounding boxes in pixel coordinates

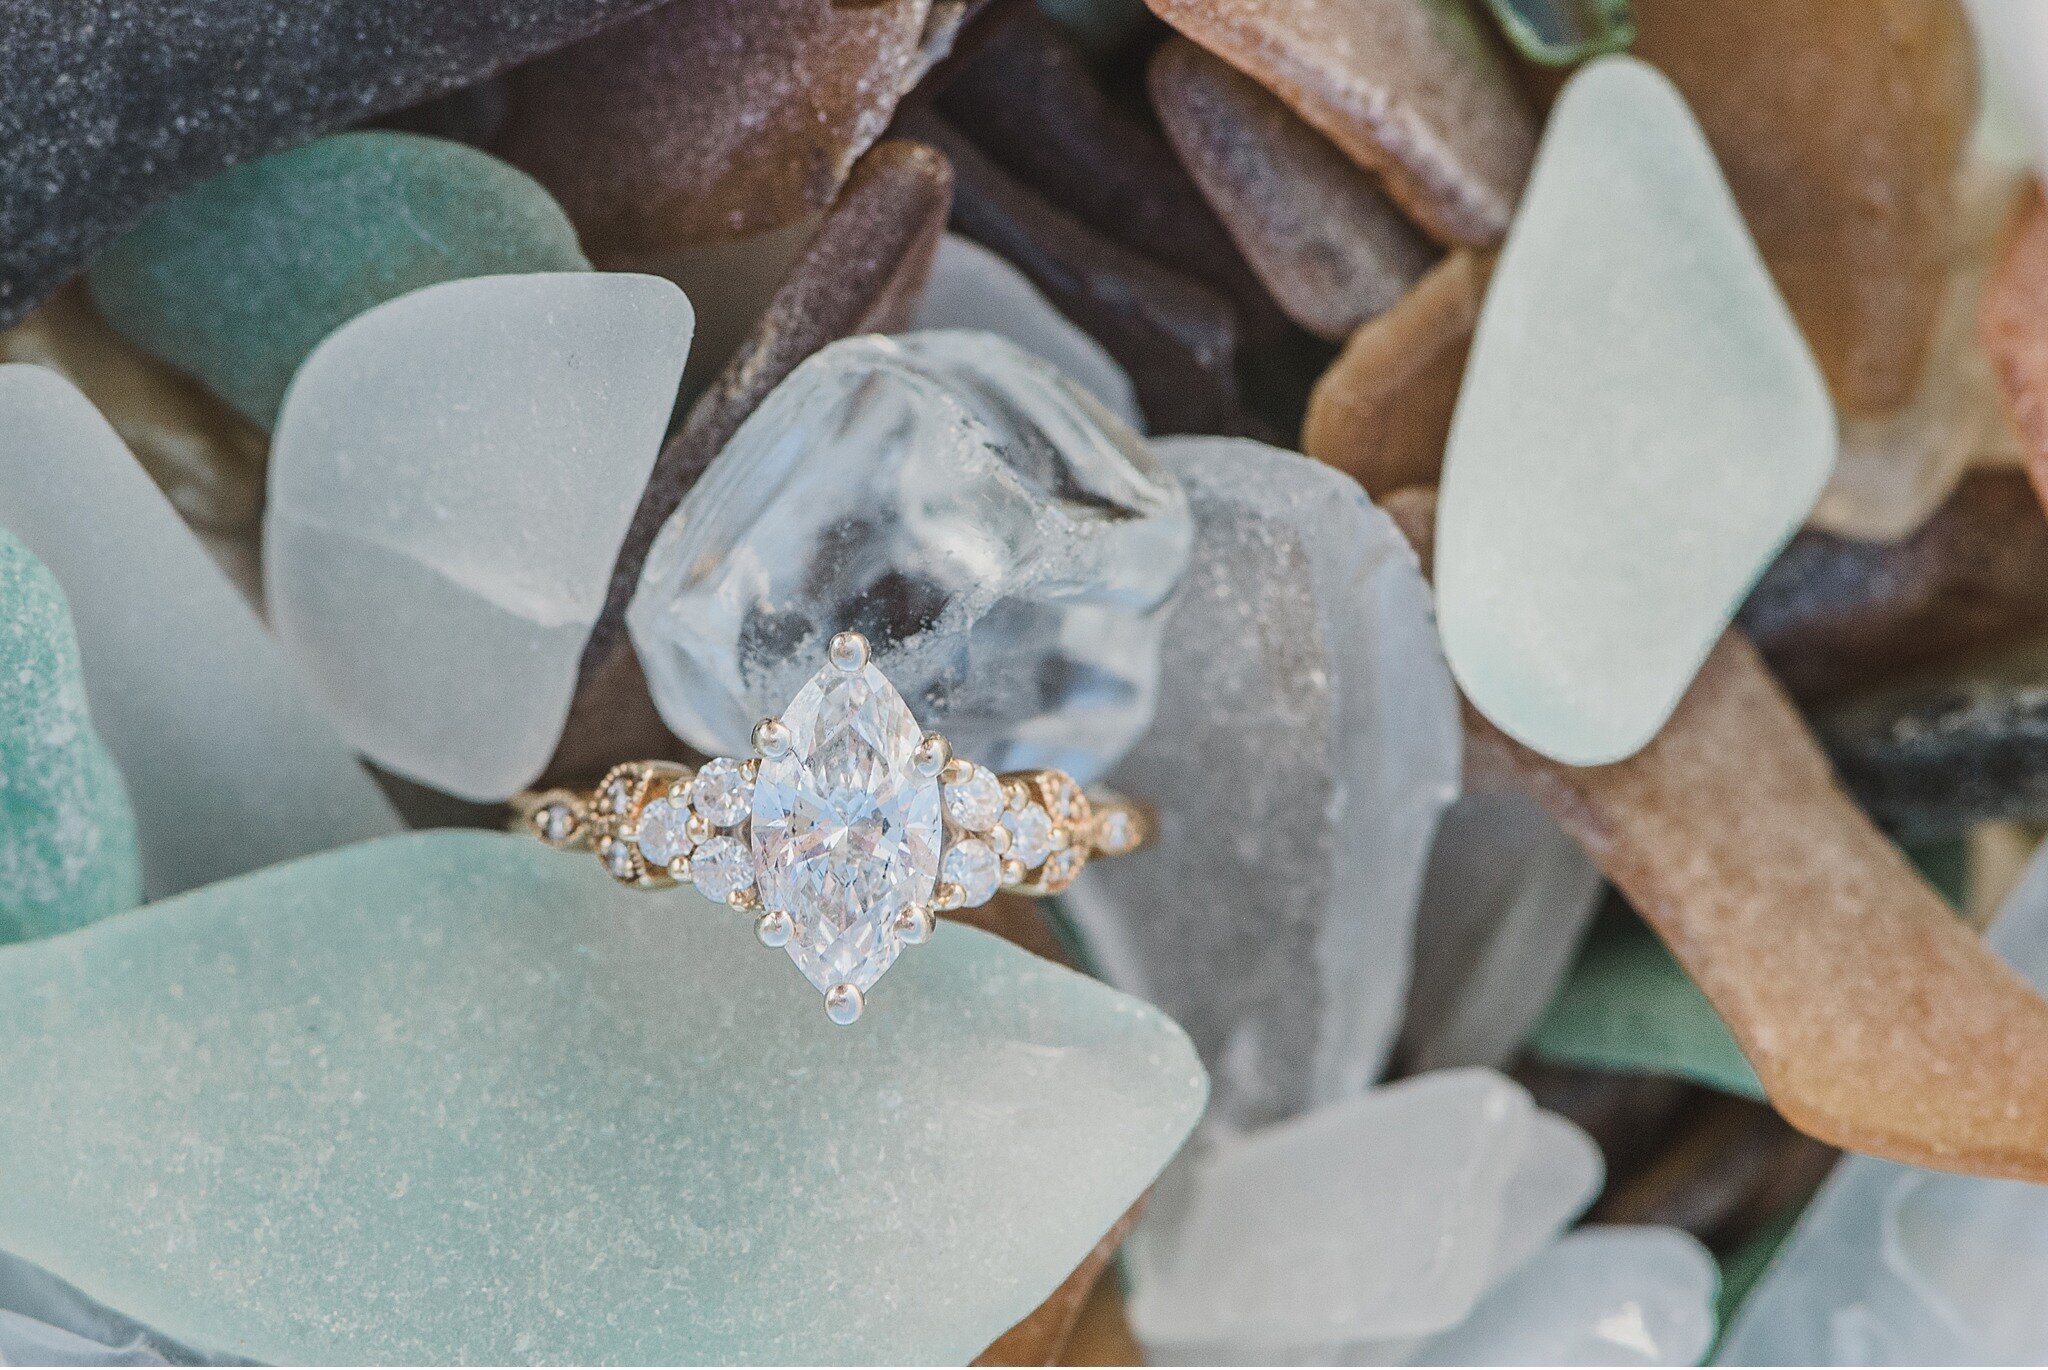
[0,533,139,942]
[1435,57,1835,767]
[1530,913,1764,1099]
[86,131,589,427]
[0,831,1206,1364]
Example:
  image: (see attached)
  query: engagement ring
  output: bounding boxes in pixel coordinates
[514,632,1149,1023]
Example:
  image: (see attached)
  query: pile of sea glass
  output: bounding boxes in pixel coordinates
[4,0,2048,1363]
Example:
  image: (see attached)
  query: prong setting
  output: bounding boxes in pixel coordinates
[756,909,793,947]
[753,717,791,759]
[827,630,869,672]
[913,731,951,778]
[824,983,864,1026]
[895,903,934,944]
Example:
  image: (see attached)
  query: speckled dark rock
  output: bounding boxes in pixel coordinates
[0,0,658,327]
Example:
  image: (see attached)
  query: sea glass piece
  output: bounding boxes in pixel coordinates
[1634,0,1976,415]
[1487,1110,1605,1283]
[1717,838,2048,1364]
[1301,251,1483,498]
[1412,1227,1716,1366]
[1810,164,2021,540]
[935,6,1285,342]
[0,533,139,943]
[1479,0,1635,64]
[1127,1070,1534,1351]
[1149,37,1436,342]
[0,1250,216,1366]
[1404,779,1603,1072]
[625,331,1190,782]
[1142,0,1537,246]
[1436,57,1835,767]
[913,234,1143,430]
[1739,471,2048,702]
[0,365,396,898]
[0,830,1206,1364]
[497,0,954,256]
[0,286,265,537]
[86,131,589,428]
[1394,489,2048,1180]
[1981,183,2048,507]
[1063,437,1460,1128]
[0,0,647,328]
[266,272,692,801]
[908,112,1243,434]
[1531,915,1765,1099]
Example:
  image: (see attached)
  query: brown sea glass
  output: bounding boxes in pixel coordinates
[975,1202,1143,1365]
[1142,0,1537,246]
[1301,252,1483,496]
[1633,0,1976,415]
[1387,486,2048,1182]
[498,0,960,257]
[1149,37,1436,342]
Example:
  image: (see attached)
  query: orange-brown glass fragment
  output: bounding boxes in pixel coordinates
[1149,36,1436,342]
[1142,0,1536,247]
[497,0,958,257]
[1301,252,1483,497]
[546,140,953,784]
[1385,487,2048,1182]
[1633,0,1976,415]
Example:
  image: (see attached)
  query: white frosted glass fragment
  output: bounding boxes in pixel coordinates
[266,272,693,800]
[1488,1111,1605,1284]
[1967,0,2048,180]
[1064,437,1460,1129]
[911,233,1145,430]
[1404,782,1603,1071]
[1410,1227,1718,1366]
[626,331,1189,782]
[1718,836,2048,1364]
[1127,1070,1531,1352]
[1436,57,1835,766]
[0,365,397,898]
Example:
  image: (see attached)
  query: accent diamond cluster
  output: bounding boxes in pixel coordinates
[522,632,1129,1023]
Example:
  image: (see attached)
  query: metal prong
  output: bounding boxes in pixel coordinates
[728,885,763,912]
[939,757,972,786]
[685,811,714,844]
[667,857,692,882]
[895,903,934,944]
[932,881,967,912]
[756,909,794,948]
[987,824,1011,856]
[824,983,864,1025]
[1000,857,1027,887]
[753,717,791,759]
[913,731,951,778]
[827,631,870,672]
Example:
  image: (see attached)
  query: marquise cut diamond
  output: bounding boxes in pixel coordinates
[750,657,943,994]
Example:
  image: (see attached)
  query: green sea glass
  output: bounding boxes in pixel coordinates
[0,533,139,942]
[86,131,589,427]
[1530,912,1764,1099]
[1435,57,1835,767]
[0,831,1206,1364]
[1480,0,1633,64]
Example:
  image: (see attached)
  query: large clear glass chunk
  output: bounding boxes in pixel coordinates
[625,330,1193,783]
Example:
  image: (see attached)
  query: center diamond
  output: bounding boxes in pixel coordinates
[750,656,943,994]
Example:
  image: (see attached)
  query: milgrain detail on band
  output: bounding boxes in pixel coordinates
[512,632,1151,1023]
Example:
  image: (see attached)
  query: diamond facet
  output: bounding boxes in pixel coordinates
[943,837,1002,907]
[750,658,943,995]
[690,756,753,828]
[944,764,1005,832]
[634,795,694,867]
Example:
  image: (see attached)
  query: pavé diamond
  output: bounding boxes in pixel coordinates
[691,835,753,901]
[690,756,753,828]
[1002,802,1056,869]
[943,837,1002,907]
[635,795,693,867]
[751,656,942,995]
[944,764,1005,832]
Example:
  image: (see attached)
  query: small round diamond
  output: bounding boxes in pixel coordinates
[942,837,1001,906]
[691,757,754,828]
[1043,772,1088,823]
[635,796,694,866]
[1096,809,1137,854]
[1001,803,1056,869]
[944,764,1004,832]
[601,775,635,815]
[690,835,755,900]
[534,801,578,845]
[601,838,640,882]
